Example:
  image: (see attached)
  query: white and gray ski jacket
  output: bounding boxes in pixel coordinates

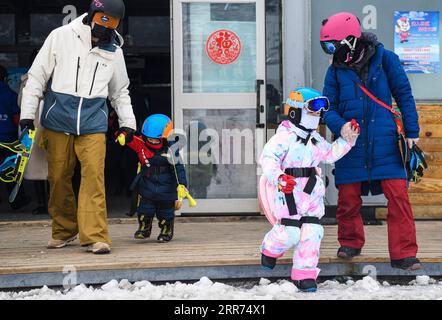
[20,13,136,135]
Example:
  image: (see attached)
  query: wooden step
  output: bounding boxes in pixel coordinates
[409,178,442,193]
[418,138,442,152]
[409,193,442,205]
[416,105,442,112]
[425,151,442,166]
[419,124,442,139]
[376,205,442,220]
[420,166,442,179]
[418,110,442,124]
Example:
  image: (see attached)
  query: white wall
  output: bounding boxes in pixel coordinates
[282,0,311,99]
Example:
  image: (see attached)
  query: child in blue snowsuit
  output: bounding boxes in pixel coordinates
[118,114,187,242]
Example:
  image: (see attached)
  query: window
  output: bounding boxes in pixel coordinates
[30,14,64,45]
[0,14,15,45]
[128,16,170,47]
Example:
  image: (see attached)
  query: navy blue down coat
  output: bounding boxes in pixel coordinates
[138,143,187,202]
[323,41,419,188]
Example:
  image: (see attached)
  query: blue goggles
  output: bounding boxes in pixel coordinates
[321,41,338,54]
[287,96,330,113]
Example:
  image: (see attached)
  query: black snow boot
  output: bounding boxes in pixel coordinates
[337,246,361,260]
[391,257,422,270]
[293,279,317,293]
[157,218,174,243]
[134,214,153,240]
[261,253,277,270]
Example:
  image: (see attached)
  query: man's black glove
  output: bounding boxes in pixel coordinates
[117,127,135,143]
[19,119,35,132]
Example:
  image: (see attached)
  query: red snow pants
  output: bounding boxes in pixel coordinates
[336,179,418,260]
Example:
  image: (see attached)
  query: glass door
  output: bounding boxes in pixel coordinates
[172,0,266,213]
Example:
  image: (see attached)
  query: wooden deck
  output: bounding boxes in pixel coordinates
[1,217,442,288]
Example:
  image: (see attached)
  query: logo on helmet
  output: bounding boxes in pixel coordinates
[101,15,109,23]
[94,0,104,8]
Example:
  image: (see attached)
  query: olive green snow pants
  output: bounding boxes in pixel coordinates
[42,129,111,246]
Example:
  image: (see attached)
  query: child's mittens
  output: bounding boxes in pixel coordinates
[340,120,360,147]
[174,200,182,210]
[278,174,297,194]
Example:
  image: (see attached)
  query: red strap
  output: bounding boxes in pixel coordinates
[355,82,402,117]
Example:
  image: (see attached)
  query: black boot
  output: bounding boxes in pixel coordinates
[134,214,153,240]
[293,279,317,293]
[261,253,277,270]
[158,218,174,243]
[337,246,361,260]
[391,257,422,270]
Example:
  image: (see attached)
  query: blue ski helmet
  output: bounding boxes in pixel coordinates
[284,87,329,125]
[142,114,173,139]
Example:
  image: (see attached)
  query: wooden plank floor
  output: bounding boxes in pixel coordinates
[1,218,442,276]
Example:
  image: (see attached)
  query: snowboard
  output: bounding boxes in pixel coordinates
[0,128,36,203]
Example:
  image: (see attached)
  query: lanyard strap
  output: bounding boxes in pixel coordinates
[355,82,402,118]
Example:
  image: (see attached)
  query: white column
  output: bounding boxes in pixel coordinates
[282,0,311,100]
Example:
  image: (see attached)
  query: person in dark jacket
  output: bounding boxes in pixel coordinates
[0,64,31,210]
[0,65,20,144]
[320,12,421,270]
[118,114,187,242]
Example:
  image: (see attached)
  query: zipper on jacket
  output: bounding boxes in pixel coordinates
[89,62,99,96]
[75,57,80,93]
[76,97,84,136]
[361,78,371,183]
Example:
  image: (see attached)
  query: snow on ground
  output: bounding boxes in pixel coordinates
[1,276,442,300]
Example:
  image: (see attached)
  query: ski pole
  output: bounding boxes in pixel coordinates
[168,147,197,208]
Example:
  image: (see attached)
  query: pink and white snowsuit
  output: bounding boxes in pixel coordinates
[260,120,352,281]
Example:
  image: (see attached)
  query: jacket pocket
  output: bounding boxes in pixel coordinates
[89,62,99,96]
[44,99,57,120]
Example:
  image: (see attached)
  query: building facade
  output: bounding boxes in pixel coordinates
[0,0,440,218]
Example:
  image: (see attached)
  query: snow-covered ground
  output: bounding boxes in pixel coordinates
[1,276,442,300]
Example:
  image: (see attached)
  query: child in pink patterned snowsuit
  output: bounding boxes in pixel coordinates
[259,88,359,292]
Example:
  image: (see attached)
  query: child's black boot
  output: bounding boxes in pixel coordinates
[158,218,174,243]
[293,279,317,293]
[134,214,153,240]
[261,253,277,270]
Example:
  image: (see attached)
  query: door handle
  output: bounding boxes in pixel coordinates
[256,79,265,128]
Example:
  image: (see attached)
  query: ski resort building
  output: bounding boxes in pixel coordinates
[1,0,441,220]
[0,0,441,289]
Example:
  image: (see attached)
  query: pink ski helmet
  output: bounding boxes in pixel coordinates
[320,12,361,42]
[320,12,361,56]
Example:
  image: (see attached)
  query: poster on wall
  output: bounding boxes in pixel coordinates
[394,11,440,74]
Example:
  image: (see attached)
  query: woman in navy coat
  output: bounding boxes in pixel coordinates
[320,12,421,270]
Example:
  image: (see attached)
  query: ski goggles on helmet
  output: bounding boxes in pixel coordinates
[321,41,339,55]
[320,37,358,55]
[93,11,120,30]
[286,96,330,113]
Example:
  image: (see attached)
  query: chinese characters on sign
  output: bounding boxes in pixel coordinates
[206,29,241,65]
[394,11,440,74]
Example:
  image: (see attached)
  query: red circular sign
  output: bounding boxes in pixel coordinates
[206,29,241,65]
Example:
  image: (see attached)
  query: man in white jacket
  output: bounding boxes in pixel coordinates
[20,0,136,254]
